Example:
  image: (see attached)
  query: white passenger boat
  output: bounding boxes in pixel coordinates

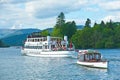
[77,50,108,69]
[21,33,76,57]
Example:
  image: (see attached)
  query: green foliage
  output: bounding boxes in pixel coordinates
[71,30,83,48]
[84,18,91,28]
[0,40,4,47]
[1,34,28,46]
[52,12,66,37]
[0,40,9,47]
[100,20,105,28]
[52,27,63,37]
[40,30,49,36]
[52,12,77,40]
[71,21,120,49]
[55,12,65,27]
[62,21,77,39]
[52,13,120,49]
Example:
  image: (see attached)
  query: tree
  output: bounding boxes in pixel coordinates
[105,36,115,48]
[62,21,77,39]
[71,27,93,49]
[71,30,83,48]
[52,12,66,37]
[109,19,113,28]
[94,22,97,26]
[52,27,63,37]
[0,40,3,47]
[84,18,91,28]
[0,40,9,47]
[40,30,49,36]
[52,12,77,40]
[106,19,114,29]
[55,12,65,27]
[114,26,120,47]
[71,20,120,49]
[100,20,105,28]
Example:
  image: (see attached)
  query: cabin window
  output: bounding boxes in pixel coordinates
[38,46,42,49]
[45,45,47,49]
[32,39,34,42]
[35,39,38,42]
[27,46,28,48]
[51,45,55,48]
[35,46,37,49]
[89,54,93,60]
[40,39,41,41]
[43,39,45,41]
[45,38,47,41]
[38,39,39,42]
[48,46,49,49]
[40,46,42,49]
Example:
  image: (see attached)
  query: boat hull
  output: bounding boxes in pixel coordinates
[77,61,108,69]
[21,49,76,57]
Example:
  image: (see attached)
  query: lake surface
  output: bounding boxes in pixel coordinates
[0,48,120,80]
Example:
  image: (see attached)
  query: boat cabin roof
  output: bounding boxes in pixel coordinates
[85,52,100,55]
[79,50,101,55]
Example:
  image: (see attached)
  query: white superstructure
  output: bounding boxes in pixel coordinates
[21,34,76,57]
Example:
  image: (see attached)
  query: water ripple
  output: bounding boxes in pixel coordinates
[0,48,120,80]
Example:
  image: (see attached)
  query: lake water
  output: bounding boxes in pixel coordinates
[0,48,120,80]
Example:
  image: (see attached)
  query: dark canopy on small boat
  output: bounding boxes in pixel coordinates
[85,50,100,55]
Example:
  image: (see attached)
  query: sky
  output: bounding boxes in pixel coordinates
[0,0,120,30]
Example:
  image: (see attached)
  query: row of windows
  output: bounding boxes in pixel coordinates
[27,38,67,43]
[24,44,67,49]
[24,46,43,49]
[27,39,47,42]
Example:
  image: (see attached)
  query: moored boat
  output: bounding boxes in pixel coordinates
[77,50,108,69]
[21,32,76,57]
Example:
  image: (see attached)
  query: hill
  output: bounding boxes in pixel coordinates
[1,28,41,46]
[77,25,84,30]
[0,25,84,46]
[0,29,18,39]
[0,39,9,47]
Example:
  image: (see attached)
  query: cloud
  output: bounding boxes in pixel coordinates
[85,7,99,12]
[0,0,91,29]
[25,0,89,18]
[11,24,23,29]
[0,0,120,29]
[0,0,33,4]
[102,14,120,22]
[99,0,120,11]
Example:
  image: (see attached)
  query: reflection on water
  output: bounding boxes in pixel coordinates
[0,48,120,80]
